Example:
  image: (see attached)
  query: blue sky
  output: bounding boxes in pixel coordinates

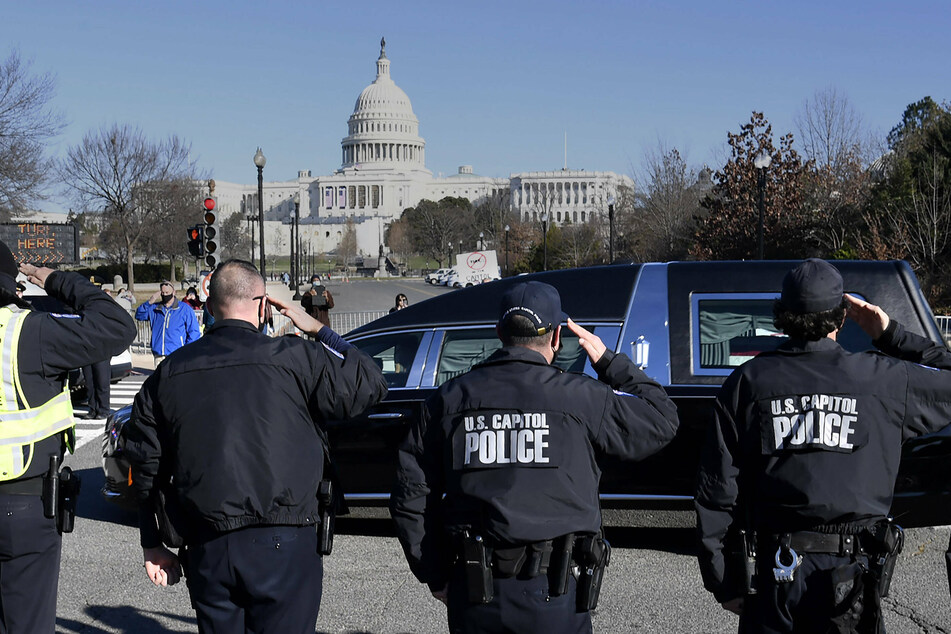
[4,1,949,214]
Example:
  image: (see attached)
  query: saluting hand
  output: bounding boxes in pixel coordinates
[143,546,182,587]
[844,293,889,340]
[267,295,323,336]
[19,264,53,289]
[566,318,607,365]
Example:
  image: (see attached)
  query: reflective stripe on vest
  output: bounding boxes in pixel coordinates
[0,307,75,481]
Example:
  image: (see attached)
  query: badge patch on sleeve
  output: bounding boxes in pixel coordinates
[761,394,866,454]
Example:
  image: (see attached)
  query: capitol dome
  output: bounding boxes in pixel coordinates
[341,38,427,172]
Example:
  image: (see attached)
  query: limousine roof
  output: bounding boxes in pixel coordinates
[347,260,939,344]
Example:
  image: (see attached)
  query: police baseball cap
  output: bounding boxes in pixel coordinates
[498,281,568,337]
[780,259,843,314]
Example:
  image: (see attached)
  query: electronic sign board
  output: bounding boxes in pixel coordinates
[0,223,80,264]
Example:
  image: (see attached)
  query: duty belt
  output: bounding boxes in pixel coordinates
[765,531,863,556]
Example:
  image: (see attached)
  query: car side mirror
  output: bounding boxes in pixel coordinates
[631,335,649,369]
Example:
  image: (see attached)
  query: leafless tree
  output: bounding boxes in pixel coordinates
[220,212,250,263]
[794,87,871,172]
[635,144,700,261]
[794,88,876,256]
[58,124,195,290]
[137,178,204,282]
[337,218,358,271]
[0,51,64,219]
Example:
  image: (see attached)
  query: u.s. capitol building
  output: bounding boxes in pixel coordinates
[212,39,632,263]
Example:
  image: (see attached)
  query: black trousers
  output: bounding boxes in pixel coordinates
[82,359,111,417]
[446,564,591,634]
[0,493,62,634]
[739,552,880,634]
[183,525,322,634]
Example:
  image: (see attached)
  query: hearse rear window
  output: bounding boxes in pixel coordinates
[692,293,873,376]
[695,295,782,372]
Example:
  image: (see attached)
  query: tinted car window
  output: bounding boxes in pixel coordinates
[350,331,424,388]
[437,329,501,385]
[693,294,874,375]
[434,327,596,387]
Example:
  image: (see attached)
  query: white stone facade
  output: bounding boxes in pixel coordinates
[211,39,632,261]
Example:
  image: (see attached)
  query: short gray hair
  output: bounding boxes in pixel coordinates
[208,260,264,311]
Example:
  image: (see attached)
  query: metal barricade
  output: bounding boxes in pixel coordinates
[935,315,951,346]
[331,311,388,334]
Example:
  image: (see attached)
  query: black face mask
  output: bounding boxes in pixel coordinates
[160,293,174,304]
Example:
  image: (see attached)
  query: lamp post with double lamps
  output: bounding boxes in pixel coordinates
[754,152,771,260]
[246,212,256,263]
[504,224,510,276]
[253,148,267,277]
[607,195,616,263]
[541,213,549,271]
[292,192,301,300]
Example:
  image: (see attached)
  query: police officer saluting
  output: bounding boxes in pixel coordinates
[0,241,136,633]
[696,259,951,633]
[391,281,679,633]
[845,292,951,606]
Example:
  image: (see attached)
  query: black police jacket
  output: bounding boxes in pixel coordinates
[695,336,951,603]
[125,319,387,547]
[12,271,136,482]
[391,345,680,590]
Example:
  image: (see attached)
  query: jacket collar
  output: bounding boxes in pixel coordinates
[204,318,261,335]
[777,337,841,353]
[476,345,552,369]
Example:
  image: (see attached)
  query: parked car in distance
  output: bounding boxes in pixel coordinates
[101,261,951,528]
[425,268,452,285]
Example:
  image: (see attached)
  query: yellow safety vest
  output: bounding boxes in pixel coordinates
[0,307,75,481]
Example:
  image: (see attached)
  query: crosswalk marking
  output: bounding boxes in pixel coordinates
[72,374,149,450]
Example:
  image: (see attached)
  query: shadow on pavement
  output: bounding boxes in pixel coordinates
[335,515,398,538]
[57,605,196,633]
[603,525,696,555]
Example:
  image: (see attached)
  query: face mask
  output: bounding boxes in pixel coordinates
[312,282,320,289]
[160,293,174,304]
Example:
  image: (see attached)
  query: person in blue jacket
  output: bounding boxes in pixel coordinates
[135,281,200,362]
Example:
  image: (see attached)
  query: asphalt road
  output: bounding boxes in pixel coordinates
[54,278,951,633]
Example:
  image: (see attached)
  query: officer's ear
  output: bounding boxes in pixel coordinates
[551,325,562,352]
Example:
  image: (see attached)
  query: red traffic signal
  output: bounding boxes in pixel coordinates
[187,225,205,257]
[203,197,216,211]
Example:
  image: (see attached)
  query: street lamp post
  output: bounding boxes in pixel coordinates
[447,241,453,266]
[253,148,267,277]
[478,231,484,251]
[504,224,510,276]
[246,213,256,263]
[607,195,616,263]
[754,152,772,260]
[292,192,301,300]
[541,213,549,271]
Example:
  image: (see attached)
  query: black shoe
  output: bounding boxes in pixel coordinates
[82,411,106,420]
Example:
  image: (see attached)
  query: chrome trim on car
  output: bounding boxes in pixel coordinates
[621,263,672,385]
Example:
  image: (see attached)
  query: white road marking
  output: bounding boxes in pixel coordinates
[72,374,148,450]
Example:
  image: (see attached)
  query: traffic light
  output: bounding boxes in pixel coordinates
[203,197,219,269]
[187,225,205,257]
